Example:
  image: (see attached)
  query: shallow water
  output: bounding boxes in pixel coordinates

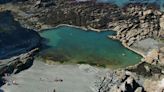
[40,26,142,68]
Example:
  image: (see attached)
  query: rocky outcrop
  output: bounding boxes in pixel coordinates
[2,1,162,47]
[0,48,38,76]
[108,4,163,46]
[93,61,164,92]
[144,49,160,64]
[143,78,164,92]
[93,70,145,92]
[159,15,164,37]
[2,1,120,30]
[0,0,163,66]
[0,1,163,92]
[126,61,164,77]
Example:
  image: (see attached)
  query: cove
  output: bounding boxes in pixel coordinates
[39,26,142,68]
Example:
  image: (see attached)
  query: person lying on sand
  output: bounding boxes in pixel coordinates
[54,79,63,82]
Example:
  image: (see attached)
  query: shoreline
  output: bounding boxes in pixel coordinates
[108,35,146,58]
[0,7,150,63]
[1,59,111,92]
[39,24,145,61]
[0,2,163,92]
[38,24,110,33]
[0,1,161,64]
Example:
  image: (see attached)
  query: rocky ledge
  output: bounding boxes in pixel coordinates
[0,0,163,63]
[1,1,163,44]
[0,48,39,87]
[0,1,164,92]
[92,61,164,92]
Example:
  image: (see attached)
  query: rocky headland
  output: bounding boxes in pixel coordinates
[0,0,163,63]
[0,0,164,92]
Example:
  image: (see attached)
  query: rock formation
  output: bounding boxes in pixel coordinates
[93,61,164,92]
[0,48,39,76]
[93,70,145,92]
[145,49,160,64]
[160,15,164,37]
[109,4,163,46]
[0,1,163,91]
[2,1,162,47]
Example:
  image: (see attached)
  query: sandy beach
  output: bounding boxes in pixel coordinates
[1,60,109,92]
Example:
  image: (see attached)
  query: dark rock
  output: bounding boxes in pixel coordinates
[0,11,41,59]
[126,62,163,77]
[0,0,12,4]
[9,1,162,46]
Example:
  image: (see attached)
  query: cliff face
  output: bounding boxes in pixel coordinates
[10,1,163,41]
[0,1,163,63]
[11,1,162,45]
[0,11,41,59]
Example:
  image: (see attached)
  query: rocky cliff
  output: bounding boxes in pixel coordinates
[0,1,164,91]
[109,4,163,46]
[92,69,144,92]
[4,1,163,45]
[92,61,164,92]
[0,0,163,63]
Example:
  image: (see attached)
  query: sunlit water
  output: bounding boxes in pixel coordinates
[39,26,142,68]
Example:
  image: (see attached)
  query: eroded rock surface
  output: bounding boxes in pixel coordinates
[0,1,163,49]
[92,70,145,92]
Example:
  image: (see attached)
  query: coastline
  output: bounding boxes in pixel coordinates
[0,2,163,92]
[38,24,109,33]
[108,35,146,58]
[0,1,162,64]
[1,59,111,92]
[39,24,145,60]
[39,24,88,32]
[72,25,146,61]
[0,4,147,66]
[0,9,145,68]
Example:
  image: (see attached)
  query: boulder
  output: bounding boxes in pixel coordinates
[144,78,164,92]
[145,49,159,64]
[159,15,164,37]
[93,70,144,92]
[135,87,143,92]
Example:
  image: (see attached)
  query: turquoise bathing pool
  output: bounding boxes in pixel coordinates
[39,26,142,68]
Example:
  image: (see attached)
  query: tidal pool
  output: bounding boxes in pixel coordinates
[39,26,142,68]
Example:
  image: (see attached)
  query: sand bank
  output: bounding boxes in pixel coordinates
[1,60,109,92]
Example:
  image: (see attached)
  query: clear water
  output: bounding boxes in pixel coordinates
[40,26,142,68]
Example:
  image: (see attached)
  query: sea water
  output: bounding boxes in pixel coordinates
[40,26,142,68]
